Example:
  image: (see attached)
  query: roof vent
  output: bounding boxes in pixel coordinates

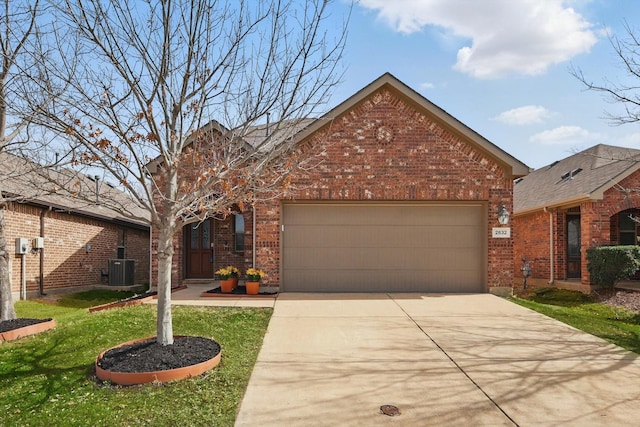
[561,168,582,181]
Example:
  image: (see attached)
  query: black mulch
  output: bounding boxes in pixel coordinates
[0,318,52,334]
[97,336,221,373]
[205,285,277,296]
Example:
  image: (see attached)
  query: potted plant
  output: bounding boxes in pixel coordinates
[228,265,240,289]
[245,268,265,295]
[216,267,235,293]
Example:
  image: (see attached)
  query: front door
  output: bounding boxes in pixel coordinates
[185,220,214,279]
[567,215,581,278]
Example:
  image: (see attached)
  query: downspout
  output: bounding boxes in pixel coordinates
[149,224,153,292]
[544,207,554,284]
[252,207,256,268]
[39,207,51,296]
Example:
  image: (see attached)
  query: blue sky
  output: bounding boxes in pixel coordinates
[324,0,640,170]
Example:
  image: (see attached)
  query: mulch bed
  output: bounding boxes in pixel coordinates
[0,318,52,334]
[515,285,640,313]
[594,288,640,312]
[97,336,221,373]
[202,285,277,297]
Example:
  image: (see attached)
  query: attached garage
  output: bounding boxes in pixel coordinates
[282,203,487,292]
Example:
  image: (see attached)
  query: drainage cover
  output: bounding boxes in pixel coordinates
[380,405,401,417]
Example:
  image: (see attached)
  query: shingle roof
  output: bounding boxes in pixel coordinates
[1,152,149,228]
[514,144,640,214]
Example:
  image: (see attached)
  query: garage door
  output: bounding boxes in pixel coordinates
[282,203,486,292]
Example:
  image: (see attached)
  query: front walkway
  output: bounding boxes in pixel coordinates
[235,293,640,426]
[144,284,277,308]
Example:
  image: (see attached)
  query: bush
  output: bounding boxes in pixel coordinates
[586,245,640,287]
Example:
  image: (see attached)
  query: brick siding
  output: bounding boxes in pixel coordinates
[155,211,254,287]
[514,169,640,288]
[254,87,514,289]
[5,202,149,297]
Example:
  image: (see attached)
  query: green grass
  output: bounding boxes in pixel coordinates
[0,292,272,427]
[510,288,640,353]
[55,289,138,309]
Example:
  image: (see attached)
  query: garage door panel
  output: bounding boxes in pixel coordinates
[286,225,483,249]
[282,203,486,293]
[284,204,482,226]
[284,268,482,293]
[284,247,483,271]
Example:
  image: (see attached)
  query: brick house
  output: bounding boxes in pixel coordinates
[2,153,150,299]
[513,144,640,292]
[161,73,529,293]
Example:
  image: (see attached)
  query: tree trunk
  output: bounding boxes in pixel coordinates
[156,225,174,345]
[0,206,16,321]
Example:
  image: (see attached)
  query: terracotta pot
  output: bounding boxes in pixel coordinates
[95,336,221,386]
[220,279,234,293]
[245,281,260,295]
[231,277,239,289]
[0,318,56,342]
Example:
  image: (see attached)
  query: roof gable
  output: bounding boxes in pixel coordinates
[293,72,530,178]
[514,144,640,214]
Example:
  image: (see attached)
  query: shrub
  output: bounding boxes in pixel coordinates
[586,245,640,287]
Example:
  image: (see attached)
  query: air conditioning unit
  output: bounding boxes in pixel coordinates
[108,259,135,286]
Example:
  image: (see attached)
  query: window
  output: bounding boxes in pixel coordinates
[234,214,245,252]
[117,228,126,259]
[619,212,637,245]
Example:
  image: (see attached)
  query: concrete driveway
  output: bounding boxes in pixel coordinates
[235,293,640,426]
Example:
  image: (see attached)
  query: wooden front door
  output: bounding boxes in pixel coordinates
[185,220,214,279]
[567,215,581,279]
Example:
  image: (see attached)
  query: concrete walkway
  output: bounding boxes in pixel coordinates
[144,284,277,308]
[234,293,640,427]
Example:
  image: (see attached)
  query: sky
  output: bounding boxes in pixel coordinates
[324,0,640,170]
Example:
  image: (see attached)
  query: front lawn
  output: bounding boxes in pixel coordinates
[0,292,272,427]
[510,288,640,353]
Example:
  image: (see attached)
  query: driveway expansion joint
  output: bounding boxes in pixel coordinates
[387,294,520,427]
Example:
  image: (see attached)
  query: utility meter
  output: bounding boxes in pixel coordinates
[15,238,29,254]
[33,237,44,250]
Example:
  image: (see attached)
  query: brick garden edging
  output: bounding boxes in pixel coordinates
[0,319,56,342]
[88,286,188,313]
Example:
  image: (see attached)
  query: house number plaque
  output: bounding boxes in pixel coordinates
[492,227,511,238]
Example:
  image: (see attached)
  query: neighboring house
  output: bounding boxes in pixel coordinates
[514,144,640,292]
[1,153,150,299]
[159,73,529,293]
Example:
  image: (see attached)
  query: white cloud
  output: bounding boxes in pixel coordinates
[530,125,602,145]
[358,0,599,78]
[494,105,552,125]
[420,81,435,89]
[619,132,640,148]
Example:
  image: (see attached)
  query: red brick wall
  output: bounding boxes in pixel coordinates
[515,170,640,288]
[5,203,149,296]
[255,87,514,289]
[513,210,555,284]
[157,211,254,287]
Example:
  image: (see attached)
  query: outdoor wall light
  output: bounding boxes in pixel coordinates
[497,203,510,225]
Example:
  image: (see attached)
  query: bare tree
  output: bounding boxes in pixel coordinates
[0,0,43,321]
[572,21,640,125]
[25,0,347,344]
